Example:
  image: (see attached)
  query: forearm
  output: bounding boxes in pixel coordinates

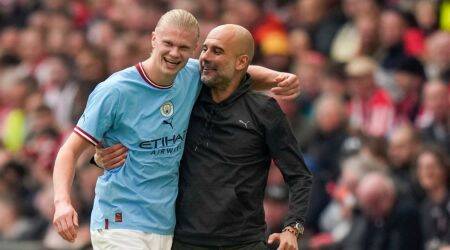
[282,168,313,225]
[53,146,77,203]
[53,133,92,203]
[247,65,279,90]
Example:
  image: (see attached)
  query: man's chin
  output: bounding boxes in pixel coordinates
[202,79,215,87]
[162,65,180,75]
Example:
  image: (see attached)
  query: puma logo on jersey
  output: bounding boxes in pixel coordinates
[163,118,173,129]
[239,120,251,128]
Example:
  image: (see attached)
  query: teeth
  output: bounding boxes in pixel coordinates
[165,58,179,64]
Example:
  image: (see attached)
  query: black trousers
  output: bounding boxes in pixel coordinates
[171,239,268,250]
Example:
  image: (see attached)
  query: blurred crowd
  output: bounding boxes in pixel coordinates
[0,0,449,249]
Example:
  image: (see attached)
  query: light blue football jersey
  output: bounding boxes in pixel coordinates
[74,59,201,235]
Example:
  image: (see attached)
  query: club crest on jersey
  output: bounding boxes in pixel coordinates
[160,101,174,117]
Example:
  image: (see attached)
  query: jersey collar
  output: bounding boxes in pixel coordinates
[135,62,173,89]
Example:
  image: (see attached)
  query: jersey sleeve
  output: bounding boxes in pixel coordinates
[74,83,120,146]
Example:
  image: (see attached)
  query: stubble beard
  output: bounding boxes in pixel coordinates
[201,74,231,91]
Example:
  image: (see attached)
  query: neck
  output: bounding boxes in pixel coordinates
[428,185,447,203]
[142,58,174,86]
[210,75,243,103]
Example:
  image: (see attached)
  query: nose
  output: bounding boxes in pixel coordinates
[200,48,212,62]
[169,46,180,58]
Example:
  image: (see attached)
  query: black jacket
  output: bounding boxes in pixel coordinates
[174,74,313,246]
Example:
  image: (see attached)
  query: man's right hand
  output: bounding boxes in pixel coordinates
[95,144,128,169]
[53,200,79,242]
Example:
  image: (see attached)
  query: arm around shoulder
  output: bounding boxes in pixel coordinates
[247,65,300,100]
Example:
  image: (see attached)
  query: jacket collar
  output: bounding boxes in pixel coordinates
[199,73,252,106]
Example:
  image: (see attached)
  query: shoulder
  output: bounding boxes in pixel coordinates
[179,58,200,76]
[246,91,283,115]
[92,66,137,96]
[89,75,123,101]
[175,58,201,91]
[245,92,286,127]
[185,58,200,70]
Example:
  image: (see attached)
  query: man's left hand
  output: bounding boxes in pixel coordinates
[268,231,299,250]
[270,73,300,100]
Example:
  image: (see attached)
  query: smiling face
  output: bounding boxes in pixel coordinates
[199,33,236,89]
[417,151,448,191]
[199,25,253,90]
[150,24,197,79]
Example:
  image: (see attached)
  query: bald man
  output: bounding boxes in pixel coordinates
[342,172,423,250]
[171,24,312,250]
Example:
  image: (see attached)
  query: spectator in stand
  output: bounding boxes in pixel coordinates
[1,77,36,153]
[0,194,33,241]
[17,28,47,77]
[330,0,380,62]
[423,31,450,81]
[416,146,450,250]
[387,125,422,200]
[72,47,107,124]
[22,105,62,187]
[319,62,347,99]
[107,37,140,74]
[223,0,289,63]
[375,8,410,95]
[392,56,425,124]
[304,94,349,232]
[342,172,423,250]
[295,0,346,55]
[288,28,312,62]
[86,20,117,53]
[424,31,450,80]
[36,55,79,130]
[295,51,327,119]
[357,135,389,168]
[377,8,408,71]
[418,81,450,153]
[311,155,383,249]
[346,56,394,137]
[414,0,438,35]
[0,26,21,62]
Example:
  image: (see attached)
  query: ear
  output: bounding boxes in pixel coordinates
[151,31,157,49]
[235,55,249,71]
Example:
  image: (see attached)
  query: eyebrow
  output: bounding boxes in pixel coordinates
[162,39,192,49]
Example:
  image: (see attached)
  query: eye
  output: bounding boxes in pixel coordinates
[163,41,172,47]
[180,46,190,52]
[201,45,207,52]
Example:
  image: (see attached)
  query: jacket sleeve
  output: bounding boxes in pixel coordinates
[263,98,313,226]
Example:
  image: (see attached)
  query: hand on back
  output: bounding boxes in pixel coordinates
[95,144,128,169]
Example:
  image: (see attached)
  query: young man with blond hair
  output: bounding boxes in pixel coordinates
[53,9,300,249]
